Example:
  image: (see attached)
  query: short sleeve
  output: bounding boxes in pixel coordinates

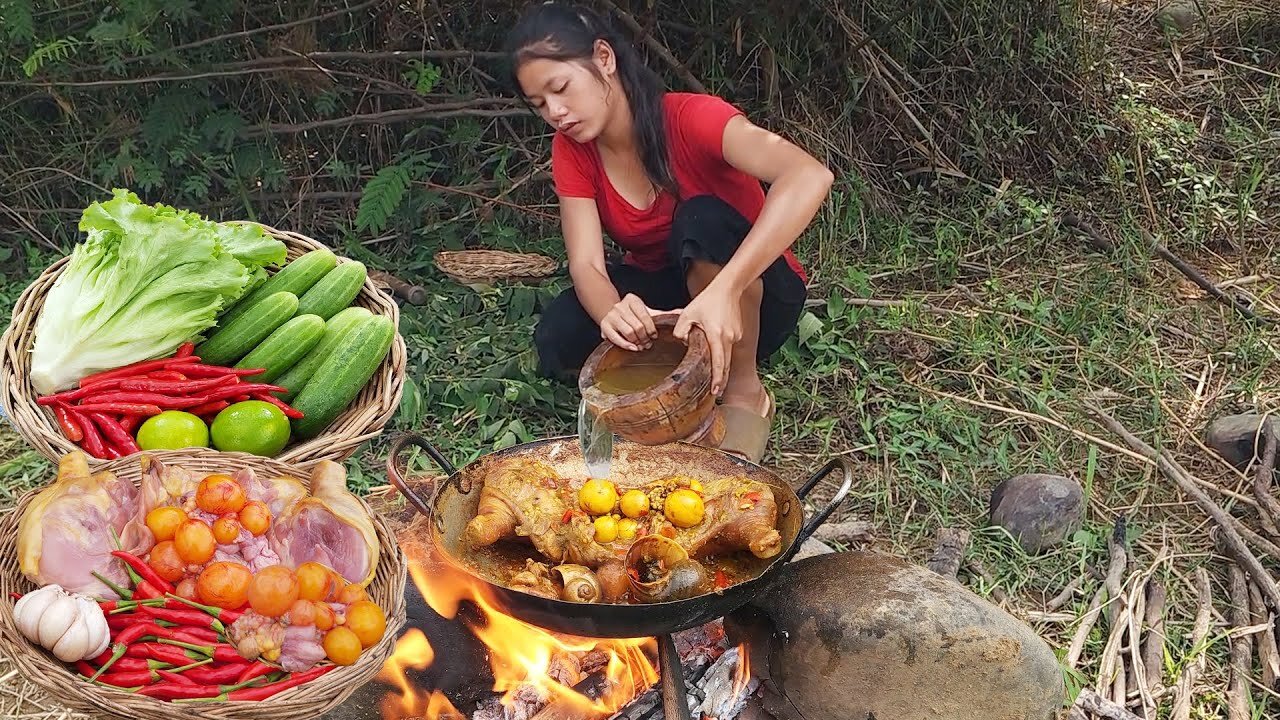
[551,133,597,199]
[672,94,744,163]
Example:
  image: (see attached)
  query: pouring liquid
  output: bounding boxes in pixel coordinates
[578,363,678,479]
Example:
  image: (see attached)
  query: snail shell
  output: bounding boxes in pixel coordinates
[553,564,602,604]
[625,535,711,602]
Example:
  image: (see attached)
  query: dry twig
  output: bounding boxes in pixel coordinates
[1141,581,1167,713]
[925,527,970,578]
[1249,582,1280,691]
[1072,687,1143,720]
[1253,417,1280,533]
[1089,406,1280,612]
[1067,518,1129,669]
[1046,576,1087,612]
[599,0,707,93]
[1228,564,1254,720]
[1171,568,1213,720]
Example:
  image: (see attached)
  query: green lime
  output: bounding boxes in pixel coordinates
[136,411,210,450]
[210,400,291,456]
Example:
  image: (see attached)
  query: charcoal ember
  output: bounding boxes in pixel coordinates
[694,645,758,719]
[674,619,726,664]
[1205,413,1277,468]
[472,698,506,720]
[988,473,1083,553]
[547,651,583,687]
[579,649,610,675]
[726,551,1064,720]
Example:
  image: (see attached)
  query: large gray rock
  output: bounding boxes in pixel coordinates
[726,551,1065,720]
[1205,413,1277,469]
[989,473,1084,553]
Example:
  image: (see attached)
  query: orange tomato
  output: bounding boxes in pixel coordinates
[287,598,316,626]
[344,600,386,648]
[147,540,186,583]
[323,626,362,665]
[313,601,336,631]
[145,506,188,542]
[335,583,368,605]
[174,520,216,565]
[247,565,299,618]
[238,501,271,536]
[196,474,247,515]
[197,561,252,610]
[212,515,241,545]
[296,562,340,602]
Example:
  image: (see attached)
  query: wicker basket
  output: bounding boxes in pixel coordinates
[0,223,407,467]
[0,448,408,720]
[434,249,559,286]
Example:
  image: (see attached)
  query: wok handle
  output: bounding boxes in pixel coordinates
[792,457,855,548]
[658,634,693,720]
[384,432,457,519]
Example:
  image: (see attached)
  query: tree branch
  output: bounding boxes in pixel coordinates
[243,102,531,136]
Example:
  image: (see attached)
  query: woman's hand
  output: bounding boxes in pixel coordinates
[601,294,664,351]
[674,285,742,396]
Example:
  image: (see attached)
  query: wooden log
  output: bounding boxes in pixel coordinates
[1140,581,1167,717]
[1073,687,1143,720]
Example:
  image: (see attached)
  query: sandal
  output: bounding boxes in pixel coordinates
[717,390,776,464]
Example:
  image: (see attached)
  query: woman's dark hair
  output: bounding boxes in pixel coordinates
[504,2,677,198]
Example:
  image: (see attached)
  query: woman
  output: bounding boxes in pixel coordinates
[506,2,833,462]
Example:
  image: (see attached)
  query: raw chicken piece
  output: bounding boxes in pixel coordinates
[16,451,155,598]
[235,467,307,518]
[138,455,201,511]
[270,461,379,587]
[279,624,326,672]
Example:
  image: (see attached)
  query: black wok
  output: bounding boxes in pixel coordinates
[385,432,853,639]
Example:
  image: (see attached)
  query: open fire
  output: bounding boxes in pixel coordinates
[378,540,669,720]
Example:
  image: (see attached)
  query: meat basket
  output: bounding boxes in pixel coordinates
[0,448,408,720]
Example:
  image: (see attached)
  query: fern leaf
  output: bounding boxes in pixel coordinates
[22,37,80,77]
[1,0,35,42]
[356,165,412,234]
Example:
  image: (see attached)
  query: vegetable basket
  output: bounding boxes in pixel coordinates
[0,448,408,720]
[0,223,408,467]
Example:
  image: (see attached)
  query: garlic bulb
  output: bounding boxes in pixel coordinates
[14,584,110,662]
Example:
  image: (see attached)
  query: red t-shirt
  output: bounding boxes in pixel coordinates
[550,92,807,283]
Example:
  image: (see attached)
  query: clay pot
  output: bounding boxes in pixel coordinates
[578,315,714,446]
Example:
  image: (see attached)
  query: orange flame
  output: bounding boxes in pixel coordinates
[379,538,660,720]
[730,643,751,702]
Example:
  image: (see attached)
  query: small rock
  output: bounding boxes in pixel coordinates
[1205,413,1276,468]
[788,537,835,562]
[726,551,1065,720]
[989,473,1084,553]
[1156,0,1198,32]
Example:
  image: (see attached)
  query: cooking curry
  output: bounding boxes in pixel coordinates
[459,455,782,605]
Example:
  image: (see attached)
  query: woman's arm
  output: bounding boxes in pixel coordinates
[712,115,833,295]
[674,115,833,393]
[561,196,661,351]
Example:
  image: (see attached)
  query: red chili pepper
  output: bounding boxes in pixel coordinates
[157,639,243,664]
[75,409,108,457]
[100,597,165,613]
[137,681,223,699]
[37,378,126,405]
[111,550,176,594]
[88,656,158,672]
[194,382,286,402]
[235,661,274,685]
[166,594,243,624]
[133,580,164,600]
[78,356,200,387]
[119,414,140,434]
[177,364,265,378]
[175,342,195,358]
[103,445,123,459]
[93,668,160,687]
[156,669,198,685]
[113,622,155,648]
[714,569,729,589]
[126,642,196,665]
[226,665,335,701]
[74,402,163,416]
[170,625,219,643]
[182,661,252,685]
[251,391,304,419]
[561,508,573,524]
[188,400,230,417]
[143,606,226,633]
[147,370,189,381]
[52,404,84,442]
[118,375,238,395]
[90,414,141,455]
[86,391,212,409]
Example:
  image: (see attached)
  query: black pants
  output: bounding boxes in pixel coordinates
[534,195,808,382]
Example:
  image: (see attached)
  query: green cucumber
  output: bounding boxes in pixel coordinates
[234,314,327,383]
[273,306,373,401]
[296,261,367,320]
[219,248,337,325]
[196,291,299,366]
[289,315,395,439]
